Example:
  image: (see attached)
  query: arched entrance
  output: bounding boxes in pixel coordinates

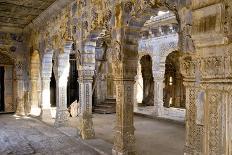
[164,51,185,108]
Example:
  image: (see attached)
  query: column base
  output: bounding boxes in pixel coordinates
[41,108,52,120]
[153,103,164,117]
[16,99,25,116]
[112,149,136,155]
[113,126,136,155]
[30,106,41,116]
[137,102,145,107]
[79,112,95,139]
[54,109,70,127]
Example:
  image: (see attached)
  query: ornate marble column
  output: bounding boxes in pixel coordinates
[41,51,53,119]
[54,42,72,127]
[78,41,95,139]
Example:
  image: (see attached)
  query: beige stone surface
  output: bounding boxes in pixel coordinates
[0,114,101,155]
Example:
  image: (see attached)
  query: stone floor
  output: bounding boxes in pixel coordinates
[92,114,185,155]
[0,114,101,155]
[55,113,185,155]
[18,113,185,155]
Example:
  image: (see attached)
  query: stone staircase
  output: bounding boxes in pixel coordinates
[93,98,116,114]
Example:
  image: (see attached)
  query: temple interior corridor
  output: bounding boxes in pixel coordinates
[0,0,232,154]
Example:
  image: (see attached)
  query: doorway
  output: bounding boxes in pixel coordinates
[0,66,5,112]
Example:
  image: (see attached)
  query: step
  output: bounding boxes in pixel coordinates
[94,108,116,114]
[95,104,115,108]
[93,98,116,114]
[105,99,116,102]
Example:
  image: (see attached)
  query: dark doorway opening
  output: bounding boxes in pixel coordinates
[0,66,5,112]
[50,65,56,107]
[67,54,79,107]
[140,55,154,106]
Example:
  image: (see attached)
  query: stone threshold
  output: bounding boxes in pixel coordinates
[134,112,185,126]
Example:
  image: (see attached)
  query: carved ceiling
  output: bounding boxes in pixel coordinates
[0,0,56,29]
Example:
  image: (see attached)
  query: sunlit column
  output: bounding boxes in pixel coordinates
[134,60,143,108]
[54,42,72,127]
[30,77,41,116]
[153,70,165,117]
[78,41,95,139]
[41,51,53,118]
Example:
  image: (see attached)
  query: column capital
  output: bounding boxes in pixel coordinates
[64,41,73,53]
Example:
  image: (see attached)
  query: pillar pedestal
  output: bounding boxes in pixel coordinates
[78,74,95,139]
[112,80,136,155]
[153,75,165,117]
[54,77,70,128]
[41,78,52,119]
[15,78,25,116]
[54,108,70,127]
[79,112,95,139]
[30,79,41,116]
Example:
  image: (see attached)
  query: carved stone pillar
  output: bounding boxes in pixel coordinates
[15,77,25,116]
[29,50,41,116]
[54,42,72,127]
[41,51,53,119]
[15,61,25,116]
[153,71,165,116]
[78,41,95,139]
[41,77,52,117]
[110,36,137,155]
[78,69,95,139]
[30,78,41,116]
[112,59,137,155]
